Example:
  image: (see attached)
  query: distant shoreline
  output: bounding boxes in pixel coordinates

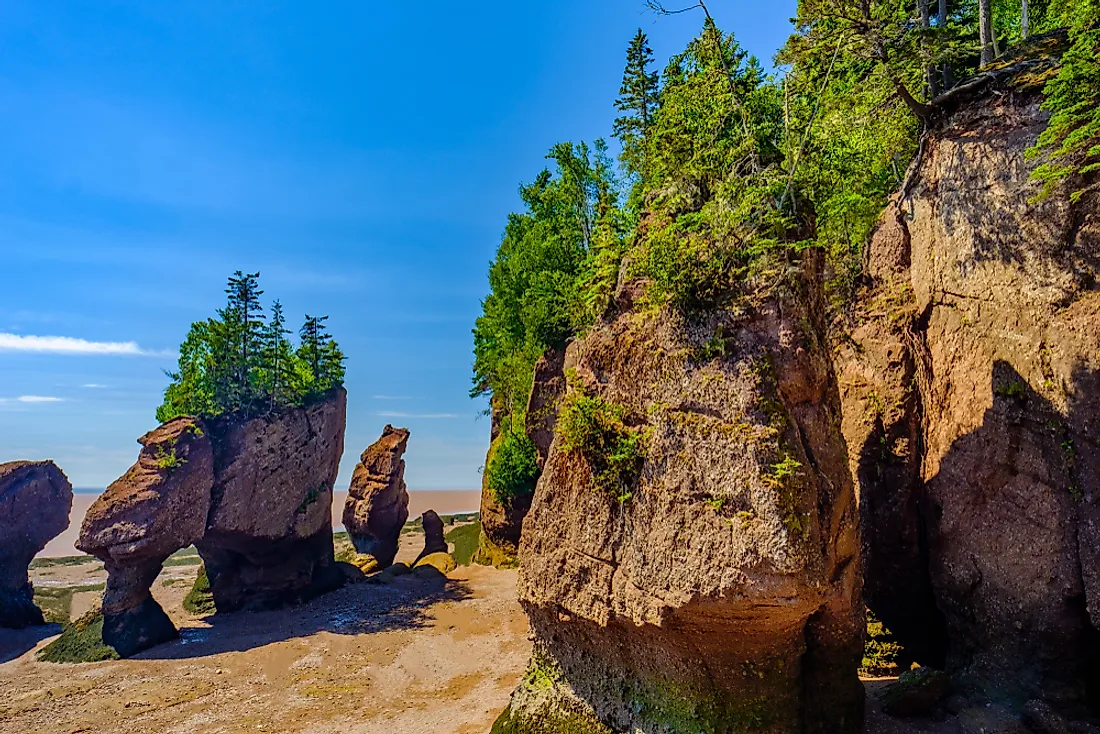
[42,488,482,558]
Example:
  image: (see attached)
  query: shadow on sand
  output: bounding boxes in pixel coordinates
[135,572,474,661]
[0,623,61,663]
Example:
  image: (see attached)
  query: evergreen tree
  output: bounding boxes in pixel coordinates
[613,30,661,180]
[261,300,298,411]
[298,315,346,396]
[220,271,265,412]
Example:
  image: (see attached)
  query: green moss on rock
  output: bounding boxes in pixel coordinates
[445,521,482,566]
[37,609,119,664]
[183,565,216,615]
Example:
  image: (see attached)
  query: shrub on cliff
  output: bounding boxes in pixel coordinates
[486,429,540,505]
[557,386,647,502]
[157,271,345,423]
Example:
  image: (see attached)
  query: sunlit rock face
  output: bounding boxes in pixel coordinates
[836,67,1100,716]
[342,424,410,568]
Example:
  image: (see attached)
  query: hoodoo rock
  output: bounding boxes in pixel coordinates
[342,425,410,568]
[414,510,448,565]
[0,461,73,628]
[477,348,566,568]
[496,253,863,733]
[198,388,348,612]
[837,62,1100,717]
[77,418,213,656]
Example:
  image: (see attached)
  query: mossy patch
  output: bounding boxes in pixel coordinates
[474,531,519,569]
[445,521,482,566]
[37,609,119,664]
[490,705,613,734]
[861,609,902,677]
[183,566,216,615]
[413,552,457,575]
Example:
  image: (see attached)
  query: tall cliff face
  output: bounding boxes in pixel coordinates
[838,65,1100,714]
[497,254,863,733]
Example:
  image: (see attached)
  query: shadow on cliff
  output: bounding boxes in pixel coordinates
[0,623,59,663]
[895,359,1100,713]
[136,574,473,661]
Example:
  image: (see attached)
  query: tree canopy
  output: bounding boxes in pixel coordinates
[157,271,345,424]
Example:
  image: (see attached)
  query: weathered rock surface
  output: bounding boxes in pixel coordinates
[498,253,864,733]
[837,65,1100,716]
[414,510,448,565]
[477,348,566,568]
[342,425,410,568]
[199,388,347,612]
[0,461,73,628]
[77,417,213,655]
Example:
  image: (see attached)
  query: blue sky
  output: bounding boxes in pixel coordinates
[0,0,796,490]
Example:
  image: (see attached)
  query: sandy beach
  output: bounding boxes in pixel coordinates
[41,489,482,558]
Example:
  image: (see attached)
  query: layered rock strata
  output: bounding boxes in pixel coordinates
[0,461,72,628]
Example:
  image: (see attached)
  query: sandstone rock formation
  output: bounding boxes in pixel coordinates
[414,510,448,564]
[0,461,73,628]
[342,425,410,568]
[477,348,566,567]
[78,418,213,656]
[198,389,347,612]
[77,389,348,655]
[837,62,1100,717]
[497,253,864,732]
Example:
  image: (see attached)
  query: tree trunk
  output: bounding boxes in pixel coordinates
[1021,0,1030,40]
[921,0,938,97]
[979,0,994,66]
[939,0,954,89]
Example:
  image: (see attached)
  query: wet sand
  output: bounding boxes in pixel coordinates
[41,490,481,558]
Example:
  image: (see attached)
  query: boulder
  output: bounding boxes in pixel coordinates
[342,425,410,568]
[0,461,73,628]
[878,667,950,718]
[198,388,347,612]
[413,552,456,576]
[77,417,213,655]
[497,252,864,733]
[836,64,1100,716]
[414,510,448,564]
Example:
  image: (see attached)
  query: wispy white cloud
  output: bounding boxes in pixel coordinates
[0,332,166,356]
[82,383,109,389]
[376,411,459,419]
[0,395,66,404]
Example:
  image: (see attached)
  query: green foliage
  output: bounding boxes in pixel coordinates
[153,440,187,473]
[862,609,903,676]
[32,583,106,625]
[1029,0,1100,200]
[445,521,482,567]
[557,385,647,501]
[614,29,661,184]
[486,429,540,505]
[183,566,216,615]
[157,271,345,423]
[37,609,119,663]
[471,142,626,427]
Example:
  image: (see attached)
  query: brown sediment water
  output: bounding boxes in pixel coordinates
[40,489,481,558]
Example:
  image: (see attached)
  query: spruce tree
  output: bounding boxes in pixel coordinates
[613,30,660,180]
[221,271,265,412]
[262,300,296,411]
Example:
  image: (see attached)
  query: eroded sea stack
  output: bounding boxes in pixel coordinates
[837,62,1100,716]
[477,348,566,567]
[78,388,347,655]
[0,461,73,628]
[342,425,410,568]
[496,253,863,732]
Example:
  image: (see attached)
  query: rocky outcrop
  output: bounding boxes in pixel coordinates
[837,65,1100,717]
[78,418,212,656]
[77,389,348,655]
[342,425,410,568]
[497,253,864,733]
[414,510,448,564]
[0,461,72,628]
[477,348,566,568]
[198,389,347,612]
